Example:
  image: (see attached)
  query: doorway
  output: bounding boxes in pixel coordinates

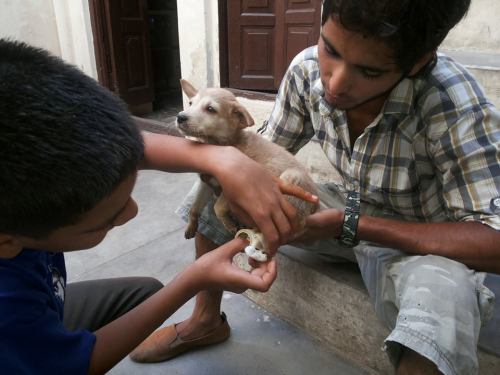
[89,0,182,117]
[219,0,322,92]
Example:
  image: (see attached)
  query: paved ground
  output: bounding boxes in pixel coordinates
[65,170,367,375]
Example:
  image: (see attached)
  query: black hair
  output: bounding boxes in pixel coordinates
[0,39,144,238]
[321,0,471,71]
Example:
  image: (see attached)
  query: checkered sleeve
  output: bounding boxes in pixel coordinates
[430,105,500,230]
[260,51,316,154]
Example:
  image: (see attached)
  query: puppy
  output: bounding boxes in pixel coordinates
[176,79,318,257]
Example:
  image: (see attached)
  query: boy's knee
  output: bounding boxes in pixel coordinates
[390,255,475,294]
[139,277,163,295]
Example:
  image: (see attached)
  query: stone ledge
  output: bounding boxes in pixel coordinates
[244,246,500,374]
[245,245,391,374]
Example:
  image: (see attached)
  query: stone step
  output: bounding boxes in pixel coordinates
[244,246,500,374]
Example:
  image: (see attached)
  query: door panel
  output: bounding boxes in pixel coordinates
[228,0,277,90]
[227,0,321,91]
[283,0,320,78]
[105,0,154,105]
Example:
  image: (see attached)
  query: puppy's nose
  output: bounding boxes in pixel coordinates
[177,113,188,123]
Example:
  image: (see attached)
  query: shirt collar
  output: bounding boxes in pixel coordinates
[381,77,414,116]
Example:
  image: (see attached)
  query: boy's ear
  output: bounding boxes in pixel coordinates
[408,51,435,77]
[0,234,23,259]
[232,101,255,129]
[180,79,198,99]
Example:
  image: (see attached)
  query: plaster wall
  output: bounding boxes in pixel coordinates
[442,0,500,53]
[0,0,97,79]
[177,0,220,105]
[0,0,61,56]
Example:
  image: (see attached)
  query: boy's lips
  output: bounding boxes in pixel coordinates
[324,92,350,107]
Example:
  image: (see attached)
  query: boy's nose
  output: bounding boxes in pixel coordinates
[327,64,351,95]
[113,199,138,228]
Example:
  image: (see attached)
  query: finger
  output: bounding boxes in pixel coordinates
[279,197,301,233]
[254,216,281,253]
[259,258,278,287]
[273,176,318,204]
[228,205,256,228]
[243,259,277,291]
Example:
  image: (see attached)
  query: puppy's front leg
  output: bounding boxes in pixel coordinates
[214,194,239,234]
[185,179,214,239]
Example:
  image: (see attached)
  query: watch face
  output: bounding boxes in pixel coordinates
[491,197,500,214]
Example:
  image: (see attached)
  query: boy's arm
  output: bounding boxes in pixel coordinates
[299,209,500,273]
[88,238,276,374]
[139,132,316,251]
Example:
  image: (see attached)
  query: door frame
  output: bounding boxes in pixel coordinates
[218,0,229,88]
[88,0,113,90]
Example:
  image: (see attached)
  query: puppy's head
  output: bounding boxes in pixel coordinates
[176,79,254,145]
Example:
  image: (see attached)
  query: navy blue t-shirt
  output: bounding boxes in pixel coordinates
[0,249,96,374]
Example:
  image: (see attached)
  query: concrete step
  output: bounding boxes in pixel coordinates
[244,246,500,374]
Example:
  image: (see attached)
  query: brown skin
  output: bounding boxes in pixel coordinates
[0,171,278,375]
[162,15,499,375]
[298,17,500,274]
[141,132,318,253]
[0,130,325,373]
[295,16,499,375]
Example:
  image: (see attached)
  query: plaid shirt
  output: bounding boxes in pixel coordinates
[260,46,500,229]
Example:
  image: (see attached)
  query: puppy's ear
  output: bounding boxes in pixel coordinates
[232,101,255,128]
[180,79,198,99]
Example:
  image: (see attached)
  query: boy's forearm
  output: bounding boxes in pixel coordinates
[88,266,199,375]
[139,132,231,176]
[358,216,500,273]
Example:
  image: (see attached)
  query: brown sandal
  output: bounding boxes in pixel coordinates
[129,312,230,363]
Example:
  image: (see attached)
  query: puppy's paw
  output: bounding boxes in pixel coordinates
[221,219,238,235]
[184,222,197,239]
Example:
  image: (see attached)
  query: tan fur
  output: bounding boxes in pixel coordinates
[177,79,318,240]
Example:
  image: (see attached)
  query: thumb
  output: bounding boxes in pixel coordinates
[220,237,249,258]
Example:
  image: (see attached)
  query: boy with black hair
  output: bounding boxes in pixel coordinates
[0,38,312,374]
[147,0,500,374]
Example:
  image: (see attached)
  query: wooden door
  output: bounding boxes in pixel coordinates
[227,0,321,91]
[90,0,154,111]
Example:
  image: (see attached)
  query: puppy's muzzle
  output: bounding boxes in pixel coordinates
[176,113,189,131]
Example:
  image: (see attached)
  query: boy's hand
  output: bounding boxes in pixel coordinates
[271,175,319,204]
[200,174,318,205]
[293,208,344,243]
[211,149,319,252]
[190,237,277,293]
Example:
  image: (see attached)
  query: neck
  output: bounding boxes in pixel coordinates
[347,93,387,122]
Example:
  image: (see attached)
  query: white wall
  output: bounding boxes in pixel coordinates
[177,0,220,104]
[442,0,500,53]
[52,0,97,78]
[0,0,97,79]
[0,0,61,56]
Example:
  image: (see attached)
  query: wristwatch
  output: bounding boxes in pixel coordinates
[339,190,360,247]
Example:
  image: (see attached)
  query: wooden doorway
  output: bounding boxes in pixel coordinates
[89,0,181,114]
[221,0,322,92]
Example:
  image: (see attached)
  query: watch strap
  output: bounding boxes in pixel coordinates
[339,190,360,247]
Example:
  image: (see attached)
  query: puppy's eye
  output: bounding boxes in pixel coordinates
[206,105,216,113]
